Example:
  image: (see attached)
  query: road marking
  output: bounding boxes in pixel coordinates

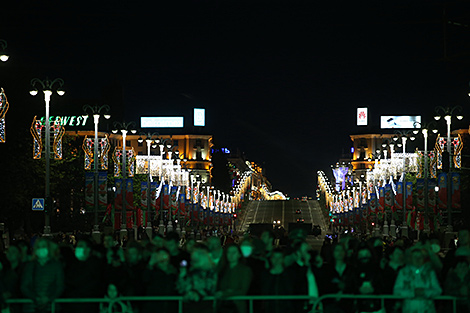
[253,201,260,223]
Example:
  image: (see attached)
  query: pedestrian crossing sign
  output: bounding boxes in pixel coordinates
[32,198,45,211]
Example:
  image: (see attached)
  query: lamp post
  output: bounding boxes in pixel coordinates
[138,132,160,238]
[392,130,416,238]
[30,78,65,236]
[434,106,463,234]
[0,39,9,62]
[112,121,137,239]
[413,121,438,233]
[83,105,110,242]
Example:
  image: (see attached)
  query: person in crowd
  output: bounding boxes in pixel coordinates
[207,236,224,273]
[165,231,190,272]
[260,230,275,260]
[287,240,318,313]
[443,228,470,279]
[141,248,178,313]
[124,241,146,299]
[183,238,196,255]
[20,237,64,313]
[63,238,104,313]
[320,237,333,265]
[345,245,383,313]
[260,248,294,313]
[320,243,350,313]
[99,283,133,313]
[103,234,116,251]
[1,243,24,313]
[177,245,218,313]
[216,243,253,313]
[444,256,470,312]
[16,240,31,264]
[150,234,164,249]
[103,246,129,296]
[394,246,442,313]
[382,246,405,313]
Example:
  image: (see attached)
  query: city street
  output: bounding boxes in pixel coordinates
[238,199,328,250]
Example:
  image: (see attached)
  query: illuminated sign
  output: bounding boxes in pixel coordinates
[141,117,184,128]
[194,108,205,126]
[40,116,89,127]
[380,116,421,129]
[357,108,368,126]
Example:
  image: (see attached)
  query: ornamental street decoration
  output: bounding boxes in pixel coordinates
[30,116,65,159]
[0,88,9,143]
[82,135,110,170]
[434,134,463,170]
[112,147,136,177]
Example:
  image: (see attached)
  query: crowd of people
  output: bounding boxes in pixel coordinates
[0,228,469,313]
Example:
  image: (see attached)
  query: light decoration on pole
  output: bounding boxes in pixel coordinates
[434,106,464,233]
[29,77,65,236]
[0,88,9,143]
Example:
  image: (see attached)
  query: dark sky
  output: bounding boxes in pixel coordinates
[2,0,470,197]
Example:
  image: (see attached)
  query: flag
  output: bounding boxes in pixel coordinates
[416,179,425,210]
[437,173,447,209]
[378,187,385,213]
[396,182,403,210]
[114,178,123,211]
[85,172,94,210]
[179,193,186,222]
[428,178,437,213]
[125,178,134,210]
[141,182,148,210]
[170,186,178,217]
[369,193,377,214]
[98,172,107,210]
[405,182,413,211]
[150,181,157,212]
[163,184,170,211]
[451,173,461,209]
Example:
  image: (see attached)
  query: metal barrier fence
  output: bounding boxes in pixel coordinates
[5,293,465,313]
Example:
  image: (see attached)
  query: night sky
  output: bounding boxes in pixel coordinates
[2,1,470,197]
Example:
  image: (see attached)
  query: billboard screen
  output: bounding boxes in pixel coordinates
[380,116,421,129]
[357,108,368,126]
[194,108,205,126]
[141,117,184,128]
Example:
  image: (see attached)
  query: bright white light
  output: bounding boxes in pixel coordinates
[104,114,111,119]
[0,54,8,62]
[57,90,65,96]
[457,115,464,120]
[29,89,38,96]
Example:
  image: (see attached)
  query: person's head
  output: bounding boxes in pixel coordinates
[332,243,346,263]
[270,248,285,268]
[6,244,21,265]
[427,238,441,254]
[388,246,405,265]
[165,231,180,254]
[458,229,470,247]
[293,240,311,263]
[239,239,254,258]
[410,248,426,267]
[356,246,373,267]
[33,238,52,261]
[308,250,323,268]
[452,257,470,277]
[153,248,171,269]
[190,246,213,270]
[225,244,242,265]
[75,239,92,261]
[261,230,275,248]
[103,235,114,250]
[183,238,196,254]
[206,236,222,253]
[152,234,165,249]
[126,242,143,265]
[107,283,120,299]
[16,240,31,262]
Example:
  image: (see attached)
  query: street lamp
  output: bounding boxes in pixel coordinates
[434,106,463,234]
[112,121,137,239]
[0,39,9,62]
[392,130,416,238]
[413,121,438,232]
[83,105,111,241]
[30,78,65,236]
[138,131,160,238]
